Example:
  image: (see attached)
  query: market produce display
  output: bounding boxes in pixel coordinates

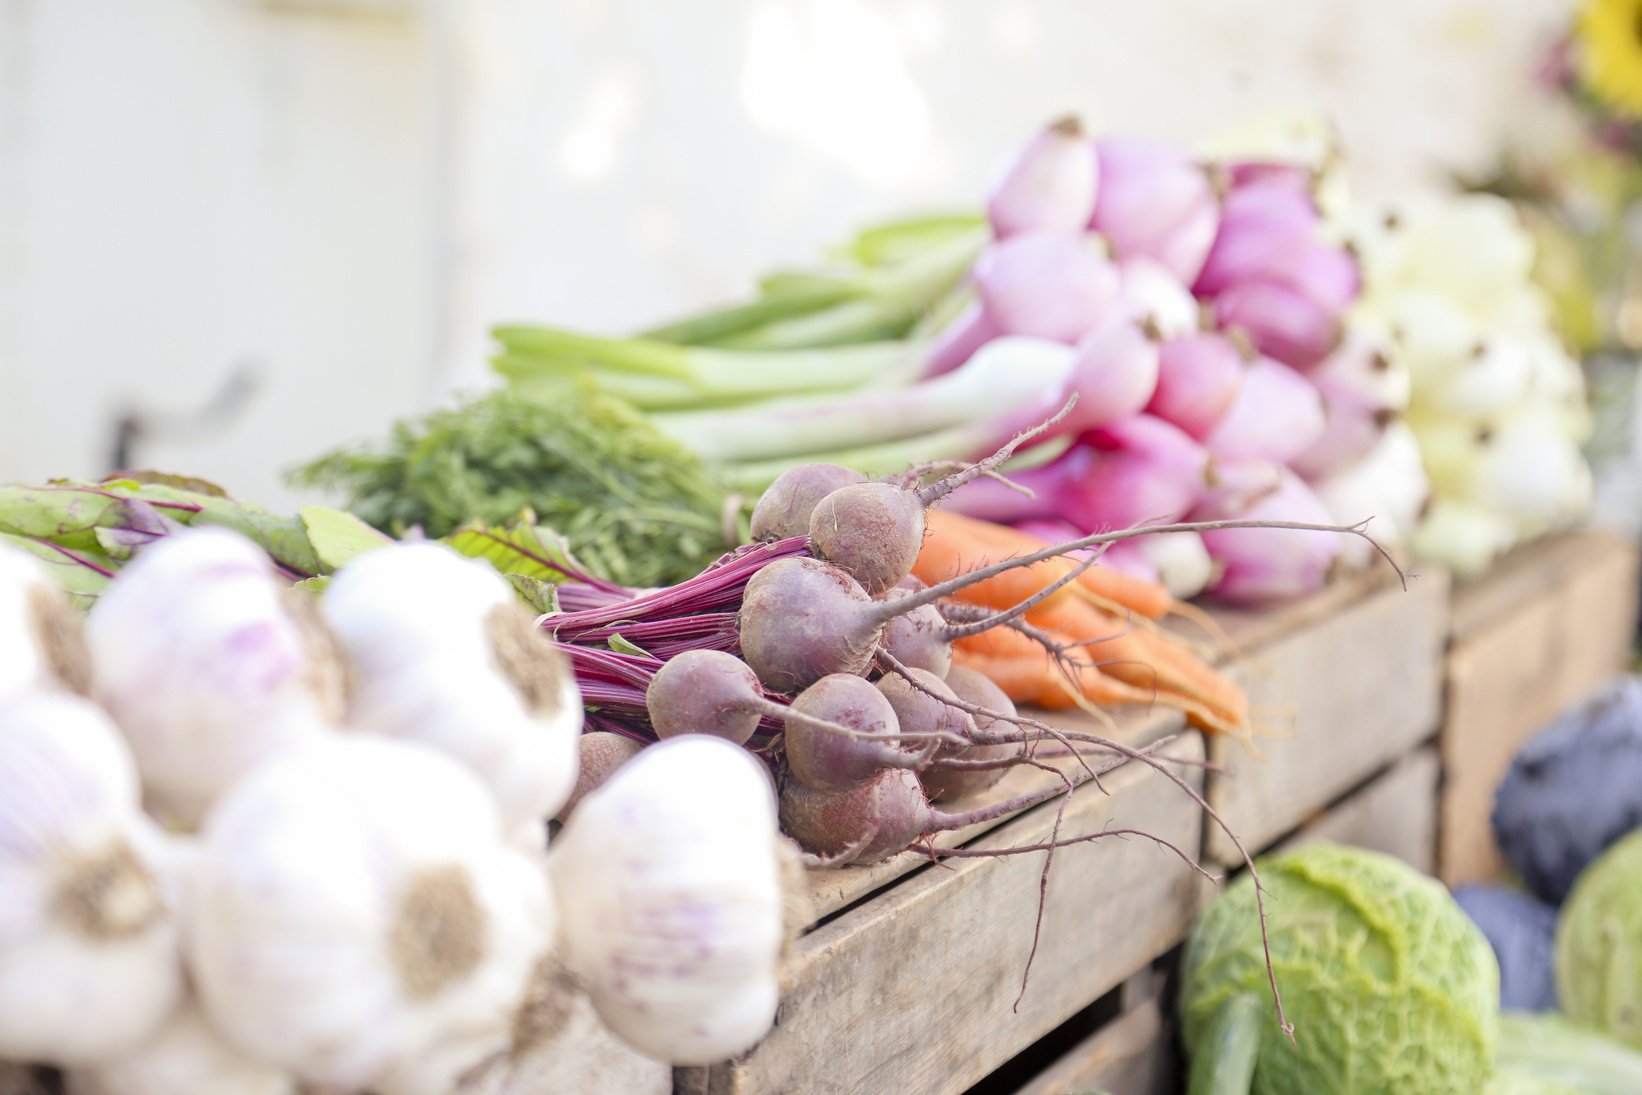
[0,105,1616,1094]
[492,117,1456,608]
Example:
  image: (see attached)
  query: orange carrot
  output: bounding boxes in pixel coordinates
[916,509,1175,620]
[1027,596,1248,724]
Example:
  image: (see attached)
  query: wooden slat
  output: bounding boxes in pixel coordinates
[804,705,1183,921]
[1439,530,1640,884]
[1011,997,1174,1095]
[1204,567,1449,863]
[1274,747,1440,873]
[1450,529,1634,642]
[694,734,1207,1095]
[503,993,670,1094]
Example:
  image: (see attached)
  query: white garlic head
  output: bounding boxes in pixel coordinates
[322,542,582,829]
[187,735,555,1095]
[86,527,341,827]
[0,542,87,700]
[549,735,787,1065]
[0,692,183,1065]
[64,997,296,1095]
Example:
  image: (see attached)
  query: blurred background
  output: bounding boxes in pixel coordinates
[0,0,1576,508]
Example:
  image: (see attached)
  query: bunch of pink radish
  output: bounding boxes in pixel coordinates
[934,118,1429,606]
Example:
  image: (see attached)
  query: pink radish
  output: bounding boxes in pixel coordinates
[1147,332,1246,440]
[987,115,1100,238]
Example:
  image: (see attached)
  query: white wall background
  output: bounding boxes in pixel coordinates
[1,0,1573,508]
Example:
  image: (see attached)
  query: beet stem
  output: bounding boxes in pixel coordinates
[926,733,1181,771]
[750,696,969,747]
[876,648,1101,786]
[938,546,1107,642]
[914,397,1077,506]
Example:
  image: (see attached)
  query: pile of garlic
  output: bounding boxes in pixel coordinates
[0,531,792,1093]
[1350,193,1594,577]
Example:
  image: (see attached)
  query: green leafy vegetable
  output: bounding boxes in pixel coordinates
[1555,829,1642,1050]
[290,389,734,589]
[298,506,392,571]
[1180,843,1498,1095]
[1494,1011,1642,1094]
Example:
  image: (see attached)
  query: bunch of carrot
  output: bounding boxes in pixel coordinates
[913,509,1251,742]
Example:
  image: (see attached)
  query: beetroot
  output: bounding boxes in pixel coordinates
[554,731,645,823]
[782,674,927,792]
[780,768,929,864]
[920,667,1024,802]
[750,463,869,541]
[876,593,952,679]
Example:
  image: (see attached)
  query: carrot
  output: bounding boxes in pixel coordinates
[1026,596,1248,725]
[916,509,1175,620]
[913,510,1085,616]
[919,509,1251,740]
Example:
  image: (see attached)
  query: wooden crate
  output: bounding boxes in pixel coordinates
[680,731,1207,1095]
[1202,565,1450,865]
[1439,530,1640,885]
[1012,969,1176,1095]
[1272,746,1440,873]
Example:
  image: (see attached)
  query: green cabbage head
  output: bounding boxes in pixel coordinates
[1180,843,1498,1094]
[1556,829,1642,1049]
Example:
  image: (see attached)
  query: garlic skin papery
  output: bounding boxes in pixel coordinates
[64,998,295,1095]
[86,528,341,827]
[0,692,182,1065]
[321,542,582,830]
[549,735,788,1066]
[0,543,87,700]
[187,736,554,1095]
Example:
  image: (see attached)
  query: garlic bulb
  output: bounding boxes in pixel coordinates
[322,542,581,829]
[187,736,554,1095]
[0,542,87,700]
[64,998,295,1095]
[549,735,788,1065]
[86,528,341,827]
[0,692,182,1065]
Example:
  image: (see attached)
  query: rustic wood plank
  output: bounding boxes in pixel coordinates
[1274,747,1440,873]
[1450,529,1636,643]
[1439,530,1640,885]
[1196,557,1404,654]
[1011,997,1175,1095]
[504,993,669,1094]
[703,734,1207,1095]
[805,705,1183,921]
[1204,568,1449,864]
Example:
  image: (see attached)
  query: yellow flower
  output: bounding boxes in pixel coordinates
[1579,0,1642,118]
